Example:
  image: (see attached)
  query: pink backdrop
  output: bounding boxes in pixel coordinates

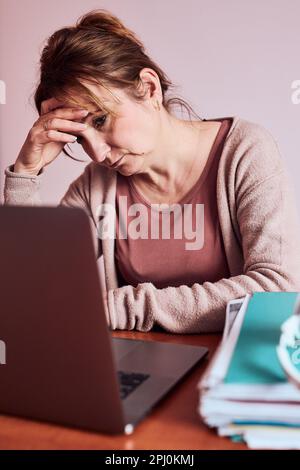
[1,0,300,210]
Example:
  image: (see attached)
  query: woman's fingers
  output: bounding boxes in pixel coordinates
[34,129,79,145]
[43,117,87,133]
[36,98,90,145]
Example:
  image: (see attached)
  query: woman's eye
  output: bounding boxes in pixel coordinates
[93,114,107,129]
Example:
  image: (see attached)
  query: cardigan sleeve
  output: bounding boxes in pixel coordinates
[107,137,300,333]
[3,164,45,205]
[3,163,90,208]
[3,162,102,258]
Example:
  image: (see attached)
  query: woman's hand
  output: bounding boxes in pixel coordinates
[14,97,89,175]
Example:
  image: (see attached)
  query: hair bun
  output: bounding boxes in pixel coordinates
[77,9,144,50]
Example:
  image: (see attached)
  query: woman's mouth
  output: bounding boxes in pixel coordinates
[109,154,127,168]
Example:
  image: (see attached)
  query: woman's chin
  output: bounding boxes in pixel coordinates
[116,160,140,176]
[116,165,136,176]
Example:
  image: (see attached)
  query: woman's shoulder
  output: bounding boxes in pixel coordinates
[218,115,284,173]
[224,115,280,149]
[212,115,286,199]
[201,115,279,155]
[215,116,288,199]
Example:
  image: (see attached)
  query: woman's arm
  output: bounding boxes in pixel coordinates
[4,164,45,205]
[107,137,300,334]
[3,162,102,258]
[4,163,89,208]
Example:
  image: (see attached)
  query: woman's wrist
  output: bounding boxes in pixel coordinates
[13,160,41,176]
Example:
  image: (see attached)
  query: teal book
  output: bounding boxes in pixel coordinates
[198,292,300,435]
[225,292,299,384]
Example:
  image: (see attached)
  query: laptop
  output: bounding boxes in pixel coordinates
[0,205,208,434]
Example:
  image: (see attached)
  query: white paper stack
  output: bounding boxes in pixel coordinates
[197,293,300,449]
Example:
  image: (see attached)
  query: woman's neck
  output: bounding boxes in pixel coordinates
[129,116,219,204]
[131,116,205,197]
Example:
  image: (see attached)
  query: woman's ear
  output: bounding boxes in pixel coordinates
[138,68,162,102]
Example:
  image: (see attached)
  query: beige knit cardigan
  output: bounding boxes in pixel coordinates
[4,116,300,333]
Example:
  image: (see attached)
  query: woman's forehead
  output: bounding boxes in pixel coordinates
[54,82,125,113]
[78,79,124,105]
[61,93,119,111]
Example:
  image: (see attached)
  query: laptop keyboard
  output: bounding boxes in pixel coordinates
[117,371,150,400]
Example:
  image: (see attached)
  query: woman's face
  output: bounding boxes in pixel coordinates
[68,79,162,176]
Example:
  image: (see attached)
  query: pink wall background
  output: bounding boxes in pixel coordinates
[1,0,300,210]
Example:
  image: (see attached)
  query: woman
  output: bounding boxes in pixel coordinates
[4,9,300,333]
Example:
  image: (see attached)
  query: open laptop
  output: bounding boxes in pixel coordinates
[0,205,208,434]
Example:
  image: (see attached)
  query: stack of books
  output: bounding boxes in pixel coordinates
[198,292,300,449]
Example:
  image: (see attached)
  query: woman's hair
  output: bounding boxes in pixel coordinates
[33,8,203,161]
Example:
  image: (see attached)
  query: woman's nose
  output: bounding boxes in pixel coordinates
[92,138,111,162]
[79,127,111,162]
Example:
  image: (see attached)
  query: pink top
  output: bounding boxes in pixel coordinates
[115,118,233,288]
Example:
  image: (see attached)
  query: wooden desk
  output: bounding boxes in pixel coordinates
[0,331,246,450]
